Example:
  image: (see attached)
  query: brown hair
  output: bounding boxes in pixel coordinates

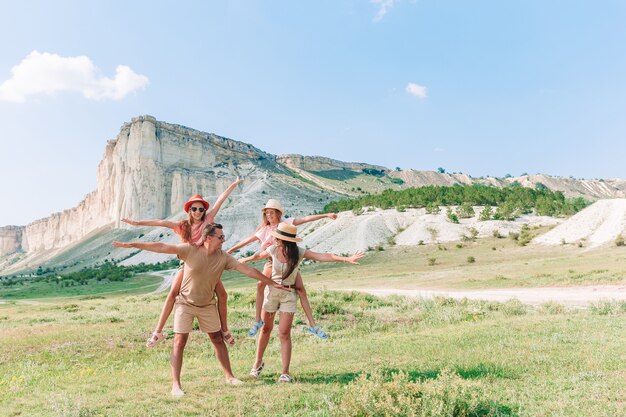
[201,223,223,241]
[178,209,207,243]
[278,239,300,281]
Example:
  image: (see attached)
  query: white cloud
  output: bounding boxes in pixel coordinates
[372,0,396,21]
[406,82,427,98]
[0,51,149,103]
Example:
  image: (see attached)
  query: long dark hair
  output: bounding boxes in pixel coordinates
[279,239,301,281]
[179,209,206,243]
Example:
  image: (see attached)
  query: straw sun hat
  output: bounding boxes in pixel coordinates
[270,222,302,243]
[261,199,284,214]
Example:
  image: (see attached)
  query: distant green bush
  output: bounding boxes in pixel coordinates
[447,207,459,224]
[457,202,475,219]
[323,184,588,219]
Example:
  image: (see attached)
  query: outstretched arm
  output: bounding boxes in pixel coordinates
[233,263,290,292]
[226,234,259,254]
[207,177,242,219]
[303,250,364,264]
[240,250,270,264]
[121,218,179,229]
[292,212,337,226]
[112,241,181,255]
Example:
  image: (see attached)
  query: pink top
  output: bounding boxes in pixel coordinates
[173,217,215,246]
[254,218,295,251]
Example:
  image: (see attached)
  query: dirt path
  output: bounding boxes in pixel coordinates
[149,269,178,293]
[341,285,626,307]
[148,269,626,307]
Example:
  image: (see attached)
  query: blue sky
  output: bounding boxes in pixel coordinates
[1,0,625,225]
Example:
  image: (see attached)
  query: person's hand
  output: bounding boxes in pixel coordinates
[239,257,251,264]
[121,218,137,226]
[345,250,364,264]
[233,176,242,186]
[327,213,338,220]
[112,241,132,248]
[272,282,291,292]
[226,247,236,254]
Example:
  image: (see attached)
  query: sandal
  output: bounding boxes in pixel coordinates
[249,361,264,378]
[226,377,244,385]
[248,320,265,337]
[222,331,235,346]
[146,331,166,348]
[278,373,293,383]
[308,326,329,339]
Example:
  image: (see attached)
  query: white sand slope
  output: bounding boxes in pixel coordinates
[533,199,626,248]
[300,207,561,254]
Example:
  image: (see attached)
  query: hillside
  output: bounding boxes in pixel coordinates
[1,115,625,274]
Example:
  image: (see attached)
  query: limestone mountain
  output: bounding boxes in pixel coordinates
[1,115,624,275]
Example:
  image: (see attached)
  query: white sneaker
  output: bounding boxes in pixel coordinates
[171,387,185,397]
[226,377,244,385]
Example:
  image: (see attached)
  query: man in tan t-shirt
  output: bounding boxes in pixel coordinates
[113,223,287,396]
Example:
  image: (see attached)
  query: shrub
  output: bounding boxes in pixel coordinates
[615,235,625,247]
[352,207,364,216]
[590,300,626,316]
[390,177,405,185]
[425,202,441,214]
[501,299,527,316]
[492,229,503,239]
[339,369,490,417]
[457,202,475,219]
[447,207,459,224]
[540,301,565,315]
[517,224,534,246]
[426,227,439,242]
[427,257,437,266]
[466,256,476,264]
[479,205,493,221]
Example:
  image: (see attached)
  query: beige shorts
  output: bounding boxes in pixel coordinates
[173,302,220,334]
[263,286,297,313]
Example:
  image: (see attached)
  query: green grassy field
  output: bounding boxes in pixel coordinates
[1,289,625,416]
[2,242,626,416]
[283,237,626,290]
[0,274,162,301]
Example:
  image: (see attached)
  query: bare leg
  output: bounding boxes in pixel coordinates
[215,280,229,333]
[207,331,235,380]
[170,332,189,391]
[253,310,275,369]
[294,272,316,328]
[154,269,181,333]
[278,312,295,375]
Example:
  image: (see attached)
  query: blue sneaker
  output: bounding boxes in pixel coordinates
[308,326,329,339]
[248,320,265,337]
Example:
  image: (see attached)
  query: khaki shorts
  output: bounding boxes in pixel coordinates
[263,286,297,313]
[173,302,220,334]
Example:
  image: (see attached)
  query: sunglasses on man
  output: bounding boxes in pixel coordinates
[190,207,205,213]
